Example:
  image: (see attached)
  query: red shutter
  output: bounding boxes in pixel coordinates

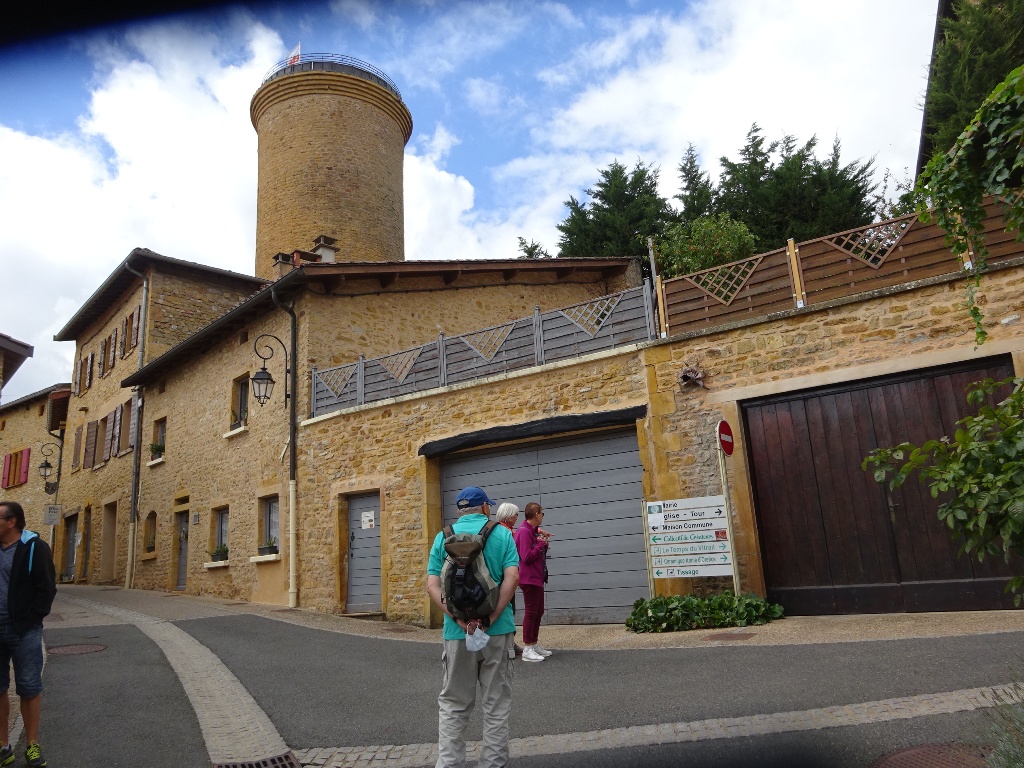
[72,426,83,469]
[1,454,10,489]
[83,421,98,469]
[86,353,94,388]
[131,306,141,349]
[17,448,30,485]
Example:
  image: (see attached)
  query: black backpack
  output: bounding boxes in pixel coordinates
[440,520,501,624]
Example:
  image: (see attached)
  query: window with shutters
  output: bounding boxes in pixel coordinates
[122,305,141,356]
[144,512,157,552]
[71,425,83,471]
[85,352,94,390]
[1,448,31,489]
[82,421,98,469]
[117,399,132,454]
[99,339,108,377]
[119,316,128,358]
[230,375,249,430]
[108,327,117,373]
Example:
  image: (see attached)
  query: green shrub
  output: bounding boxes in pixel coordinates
[625,591,784,633]
[986,679,1024,767]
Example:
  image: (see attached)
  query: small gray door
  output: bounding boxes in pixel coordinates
[81,509,91,578]
[346,493,382,613]
[64,515,78,580]
[175,512,189,590]
[441,428,648,624]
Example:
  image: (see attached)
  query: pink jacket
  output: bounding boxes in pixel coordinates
[514,522,548,587]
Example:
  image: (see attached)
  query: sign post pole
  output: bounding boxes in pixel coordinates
[641,501,655,598]
[716,420,741,595]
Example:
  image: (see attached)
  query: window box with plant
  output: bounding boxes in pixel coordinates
[209,544,229,562]
[145,537,156,553]
[149,442,165,461]
[258,537,278,556]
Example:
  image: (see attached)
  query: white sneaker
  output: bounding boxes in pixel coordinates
[521,646,545,662]
[534,645,553,657]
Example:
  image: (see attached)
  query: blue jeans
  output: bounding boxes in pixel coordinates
[0,622,43,698]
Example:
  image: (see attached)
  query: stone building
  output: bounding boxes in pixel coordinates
[3,55,1023,625]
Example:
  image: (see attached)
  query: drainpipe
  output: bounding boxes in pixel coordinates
[124,258,149,590]
[271,284,299,608]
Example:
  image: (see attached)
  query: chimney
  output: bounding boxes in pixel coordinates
[313,235,339,263]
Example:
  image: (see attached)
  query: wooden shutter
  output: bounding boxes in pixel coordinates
[128,393,139,448]
[17,448,30,486]
[102,410,116,462]
[1,454,9,489]
[83,421,98,469]
[131,306,141,349]
[73,358,82,396]
[86,353,94,388]
[119,318,127,357]
[113,406,123,455]
[109,330,117,371]
[99,340,108,376]
[72,426,83,469]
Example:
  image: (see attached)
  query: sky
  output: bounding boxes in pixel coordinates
[0,0,938,402]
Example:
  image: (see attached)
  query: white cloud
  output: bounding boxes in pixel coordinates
[0,18,282,402]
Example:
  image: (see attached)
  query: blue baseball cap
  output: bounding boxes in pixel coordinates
[456,486,495,509]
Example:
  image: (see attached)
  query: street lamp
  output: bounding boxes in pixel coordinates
[38,442,62,496]
[251,334,289,407]
[251,329,298,608]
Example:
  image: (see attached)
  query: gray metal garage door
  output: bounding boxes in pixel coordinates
[346,493,382,613]
[441,429,648,624]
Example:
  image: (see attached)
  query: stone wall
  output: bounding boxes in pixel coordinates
[0,390,58,533]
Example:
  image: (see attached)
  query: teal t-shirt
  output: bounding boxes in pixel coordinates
[428,514,519,640]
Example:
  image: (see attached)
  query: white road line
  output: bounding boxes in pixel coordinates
[293,683,1020,767]
[59,594,289,764]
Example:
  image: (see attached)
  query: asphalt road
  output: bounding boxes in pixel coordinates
[34,590,1024,767]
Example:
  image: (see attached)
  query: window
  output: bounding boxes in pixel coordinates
[144,512,157,552]
[122,305,141,357]
[214,507,229,549]
[0,421,5,431]
[230,375,249,430]
[151,418,166,459]
[99,338,107,377]
[82,420,98,469]
[96,414,109,466]
[117,399,132,454]
[262,497,279,547]
[37,404,45,417]
[1,448,30,489]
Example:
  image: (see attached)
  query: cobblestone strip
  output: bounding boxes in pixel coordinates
[292,683,1020,768]
[60,595,289,763]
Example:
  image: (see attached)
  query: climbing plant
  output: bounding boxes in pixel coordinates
[916,64,1024,345]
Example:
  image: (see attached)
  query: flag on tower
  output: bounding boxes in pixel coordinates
[287,44,301,65]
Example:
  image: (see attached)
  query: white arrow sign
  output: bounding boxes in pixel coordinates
[654,564,734,578]
[649,519,728,533]
[650,541,730,557]
[652,553,732,568]
[649,531,727,545]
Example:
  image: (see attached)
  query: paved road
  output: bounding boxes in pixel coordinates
[30,586,1024,767]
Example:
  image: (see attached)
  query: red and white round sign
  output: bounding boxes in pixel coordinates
[717,420,734,456]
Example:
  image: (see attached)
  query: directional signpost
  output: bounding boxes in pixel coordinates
[641,419,742,593]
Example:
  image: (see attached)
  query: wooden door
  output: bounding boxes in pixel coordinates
[744,357,1018,614]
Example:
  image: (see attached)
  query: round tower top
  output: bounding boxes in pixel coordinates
[258,53,403,98]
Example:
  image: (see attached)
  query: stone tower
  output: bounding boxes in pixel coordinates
[250,56,413,279]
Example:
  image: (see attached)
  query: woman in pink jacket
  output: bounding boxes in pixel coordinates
[514,502,552,662]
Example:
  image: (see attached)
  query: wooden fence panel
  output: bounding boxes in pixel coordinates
[662,199,1024,337]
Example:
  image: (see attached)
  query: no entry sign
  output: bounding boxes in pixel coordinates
[717,420,734,456]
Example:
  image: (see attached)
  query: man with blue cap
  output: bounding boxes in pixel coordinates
[427,486,519,768]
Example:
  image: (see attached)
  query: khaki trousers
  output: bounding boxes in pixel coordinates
[436,633,515,768]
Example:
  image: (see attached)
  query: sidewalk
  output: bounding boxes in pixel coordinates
[51,583,1024,650]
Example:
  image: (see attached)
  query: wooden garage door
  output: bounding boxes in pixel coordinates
[441,429,648,624]
[743,357,1018,615]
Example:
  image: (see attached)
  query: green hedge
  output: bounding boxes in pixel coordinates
[625,591,784,633]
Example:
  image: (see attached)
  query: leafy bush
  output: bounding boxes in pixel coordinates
[656,213,756,278]
[986,678,1024,767]
[625,591,784,633]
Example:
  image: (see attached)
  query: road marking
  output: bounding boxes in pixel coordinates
[293,683,1020,767]
[59,595,290,764]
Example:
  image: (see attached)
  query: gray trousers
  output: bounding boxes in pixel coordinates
[436,632,515,768]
